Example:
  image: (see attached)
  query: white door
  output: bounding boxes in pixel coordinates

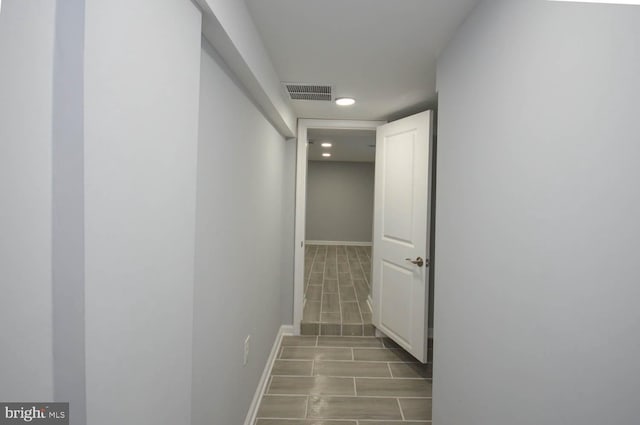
[372,110,432,363]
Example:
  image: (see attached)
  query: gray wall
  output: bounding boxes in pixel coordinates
[191,41,296,425]
[434,1,640,424]
[0,0,55,401]
[83,0,202,423]
[306,161,375,243]
[52,0,87,422]
[0,2,296,423]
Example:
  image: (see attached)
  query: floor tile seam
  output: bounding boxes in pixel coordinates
[279,357,356,362]
[300,394,413,399]
[355,251,370,288]
[396,398,406,421]
[266,391,356,397]
[308,346,386,350]
[256,419,428,425]
[260,394,308,399]
[282,344,384,348]
[308,346,385,350]
[266,375,274,394]
[345,256,362,329]
[318,265,326,323]
[353,291,366,326]
[270,375,362,381]
[255,417,308,421]
[312,376,429,381]
[357,422,430,424]
[350,394,432,401]
[352,390,432,398]
[293,417,405,422]
[315,344,385,348]
[270,374,314,377]
[265,384,433,394]
[352,349,423,355]
[309,250,318,278]
[276,346,318,350]
[312,320,346,326]
[310,375,412,379]
[256,417,314,422]
[335,248,343,330]
[317,336,382,339]
[260,394,431,400]
[391,396,432,400]
[302,336,381,340]
[264,391,429,398]
[351,360,424,364]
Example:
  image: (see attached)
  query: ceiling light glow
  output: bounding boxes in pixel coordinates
[335,97,356,106]
[322,153,331,157]
[321,142,332,148]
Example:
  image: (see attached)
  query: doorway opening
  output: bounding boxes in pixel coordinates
[300,128,377,335]
[293,120,384,335]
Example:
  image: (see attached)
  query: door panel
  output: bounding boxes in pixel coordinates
[382,130,416,244]
[373,111,432,363]
[380,260,414,345]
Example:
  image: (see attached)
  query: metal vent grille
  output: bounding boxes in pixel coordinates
[283,83,332,101]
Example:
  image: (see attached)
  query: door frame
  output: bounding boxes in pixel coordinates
[293,119,386,334]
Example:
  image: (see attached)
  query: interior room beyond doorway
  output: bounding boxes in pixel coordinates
[301,128,377,335]
[302,244,373,335]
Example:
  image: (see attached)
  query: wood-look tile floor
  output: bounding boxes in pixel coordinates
[255,336,432,425]
[303,245,373,336]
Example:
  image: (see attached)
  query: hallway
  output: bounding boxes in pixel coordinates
[4,2,640,424]
[254,335,432,424]
[302,245,373,336]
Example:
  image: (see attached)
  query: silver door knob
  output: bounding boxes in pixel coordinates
[405,257,424,267]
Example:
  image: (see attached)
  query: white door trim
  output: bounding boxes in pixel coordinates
[293,119,385,334]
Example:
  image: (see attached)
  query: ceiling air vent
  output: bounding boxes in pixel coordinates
[283,83,332,101]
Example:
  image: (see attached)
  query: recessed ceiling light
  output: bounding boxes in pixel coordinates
[335,97,356,106]
[321,142,332,148]
[322,153,331,157]
[548,0,640,4]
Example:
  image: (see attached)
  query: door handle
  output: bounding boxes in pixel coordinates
[405,257,426,267]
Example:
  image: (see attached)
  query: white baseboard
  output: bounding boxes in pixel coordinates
[280,324,295,335]
[244,325,294,425]
[306,240,372,247]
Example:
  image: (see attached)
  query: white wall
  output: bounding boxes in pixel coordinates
[0,1,296,423]
[197,0,296,137]
[0,0,55,401]
[281,143,297,325]
[191,41,296,425]
[83,0,202,423]
[434,1,640,424]
[306,161,375,243]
